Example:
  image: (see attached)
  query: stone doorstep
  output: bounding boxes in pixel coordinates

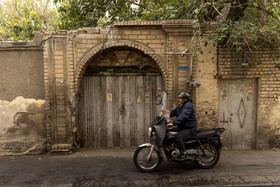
[51,143,73,153]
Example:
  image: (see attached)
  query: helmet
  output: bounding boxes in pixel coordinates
[178,91,190,101]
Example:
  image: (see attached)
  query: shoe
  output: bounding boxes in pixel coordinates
[175,153,188,161]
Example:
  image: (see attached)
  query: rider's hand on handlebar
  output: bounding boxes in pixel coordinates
[167,123,173,127]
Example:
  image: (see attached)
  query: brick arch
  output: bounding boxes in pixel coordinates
[75,40,168,92]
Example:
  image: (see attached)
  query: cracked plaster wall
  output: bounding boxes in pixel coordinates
[0,97,46,155]
[0,37,46,154]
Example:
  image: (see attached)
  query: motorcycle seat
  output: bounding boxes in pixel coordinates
[192,129,216,140]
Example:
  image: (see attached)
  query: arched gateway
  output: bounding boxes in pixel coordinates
[75,41,167,148]
[44,21,197,152]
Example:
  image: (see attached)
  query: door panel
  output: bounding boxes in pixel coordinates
[80,75,163,148]
[219,80,256,149]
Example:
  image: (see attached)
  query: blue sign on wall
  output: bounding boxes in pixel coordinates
[242,59,248,65]
[178,66,189,70]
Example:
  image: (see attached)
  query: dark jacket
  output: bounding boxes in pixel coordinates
[170,101,197,130]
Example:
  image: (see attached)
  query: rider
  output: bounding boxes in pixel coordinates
[167,91,197,160]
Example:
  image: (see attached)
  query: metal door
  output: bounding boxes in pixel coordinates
[219,80,256,149]
[80,74,163,148]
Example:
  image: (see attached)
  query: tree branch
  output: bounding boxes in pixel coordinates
[242,36,253,52]
[14,0,23,17]
[129,0,140,7]
[206,2,226,22]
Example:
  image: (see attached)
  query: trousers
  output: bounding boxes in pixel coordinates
[175,128,196,153]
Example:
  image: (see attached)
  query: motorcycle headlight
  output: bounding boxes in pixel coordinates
[148,127,152,136]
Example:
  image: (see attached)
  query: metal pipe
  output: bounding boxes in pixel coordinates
[190,55,193,77]
[145,52,191,55]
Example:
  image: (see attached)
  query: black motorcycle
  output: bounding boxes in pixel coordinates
[134,116,225,172]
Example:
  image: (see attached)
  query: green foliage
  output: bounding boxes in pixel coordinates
[54,0,136,29]
[0,0,60,41]
[54,0,280,53]
[2,0,280,53]
[213,1,280,52]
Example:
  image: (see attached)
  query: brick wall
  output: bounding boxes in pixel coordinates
[219,47,280,148]
[2,20,278,152]
[42,21,197,151]
[192,45,219,129]
[87,50,158,68]
[43,33,73,150]
[42,20,279,150]
[70,21,195,107]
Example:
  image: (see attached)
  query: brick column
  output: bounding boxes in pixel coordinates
[162,21,194,108]
[43,31,73,152]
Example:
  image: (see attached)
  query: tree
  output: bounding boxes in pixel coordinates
[0,0,60,41]
[55,0,280,54]
[54,0,136,29]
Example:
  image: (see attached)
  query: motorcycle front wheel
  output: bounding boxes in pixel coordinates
[133,145,162,172]
[193,143,220,169]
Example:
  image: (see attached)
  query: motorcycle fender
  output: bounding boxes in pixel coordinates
[138,143,153,148]
[138,143,163,158]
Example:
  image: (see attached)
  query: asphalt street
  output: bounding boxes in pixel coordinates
[0,147,280,187]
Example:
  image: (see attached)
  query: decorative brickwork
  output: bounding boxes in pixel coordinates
[43,32,73,151]
[75,40,169,93]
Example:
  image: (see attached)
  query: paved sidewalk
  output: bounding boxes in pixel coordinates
[0,147,280,186]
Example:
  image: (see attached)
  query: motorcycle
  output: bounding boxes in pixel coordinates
[134,116,225,172]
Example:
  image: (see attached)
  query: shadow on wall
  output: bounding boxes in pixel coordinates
[0,97,46,155]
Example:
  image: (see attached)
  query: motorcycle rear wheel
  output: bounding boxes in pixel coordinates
[193,143,220,169]
[134,145,162,172]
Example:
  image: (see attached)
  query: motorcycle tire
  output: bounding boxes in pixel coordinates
[133,145,162,172]
[193,143,220,169]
